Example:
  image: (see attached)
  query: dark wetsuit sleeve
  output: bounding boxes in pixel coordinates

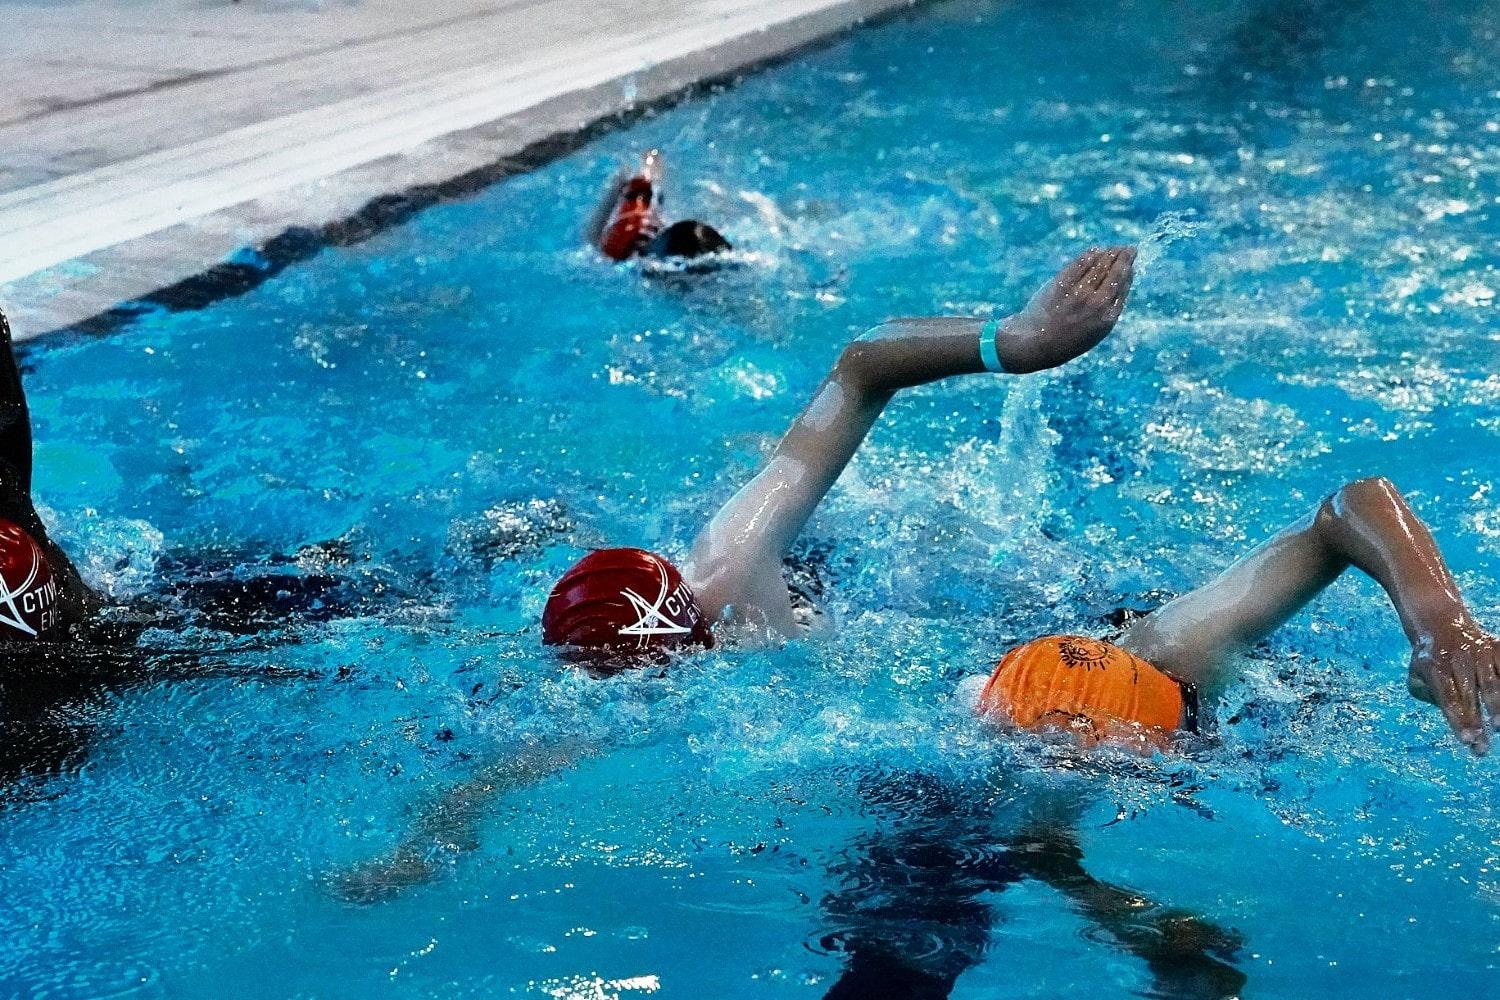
[0,310,33,500]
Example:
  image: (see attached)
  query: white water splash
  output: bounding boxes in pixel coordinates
[1134,209,1203,274]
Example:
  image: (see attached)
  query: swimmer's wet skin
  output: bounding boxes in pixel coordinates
[332,245,1137,902]
[976,476,1500,755]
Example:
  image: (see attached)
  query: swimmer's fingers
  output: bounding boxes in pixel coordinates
[1086,247,1127,294]
[1079,248,1119,296]
[1057,247,1102,290]
[1418,648,1489,754]
[1477,637,1500,732]
[1113,246,1138,298]
[1101,248,1136,320]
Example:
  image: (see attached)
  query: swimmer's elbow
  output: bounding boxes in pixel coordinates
[1342,475,1402,502]
[1321,476,1403,522]
[1315,477,1406,550]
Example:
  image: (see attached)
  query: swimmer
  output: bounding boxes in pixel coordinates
[0,306,407,794]
[586,149,733,262]
[333,245,1139,901]
[0,310,101,643]
[973,477,1500,755]
[548,246,1135,652]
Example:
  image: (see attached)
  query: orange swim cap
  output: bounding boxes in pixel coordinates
[976,635,1185,749]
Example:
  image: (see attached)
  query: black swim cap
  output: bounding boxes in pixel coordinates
[649,220,731,259]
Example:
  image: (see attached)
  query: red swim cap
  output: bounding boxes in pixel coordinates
[542,548,712,653]
[0,518,59,640]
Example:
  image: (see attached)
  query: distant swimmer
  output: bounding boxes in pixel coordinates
[972,475,1499,755]
[333,246,1139,900]
[587,149,733,262]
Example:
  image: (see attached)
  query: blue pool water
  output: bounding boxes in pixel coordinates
[5,0,1500,995]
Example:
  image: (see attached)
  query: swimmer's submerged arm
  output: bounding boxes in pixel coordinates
[1122,477,1500,752]
[1008,826,1247,999]
[684,248,1135,631]
[329,741,589,903]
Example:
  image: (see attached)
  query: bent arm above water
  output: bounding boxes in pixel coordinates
[685,247,1135,635]
[1122,476,1499,752]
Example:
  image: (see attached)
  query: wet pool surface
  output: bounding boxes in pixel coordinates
[3,0,1500,996]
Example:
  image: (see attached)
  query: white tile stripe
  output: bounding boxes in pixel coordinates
[0,0,877,285]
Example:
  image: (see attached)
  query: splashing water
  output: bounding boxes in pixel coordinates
[1134,210,1203,274]
[3,0,1500,997]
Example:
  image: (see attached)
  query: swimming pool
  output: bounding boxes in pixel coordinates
[4,0,1499,995]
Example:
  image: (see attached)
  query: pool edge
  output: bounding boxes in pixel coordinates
[6,0,933,343]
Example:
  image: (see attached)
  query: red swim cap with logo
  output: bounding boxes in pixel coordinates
[542,547,712,653]
[0,518,59,640]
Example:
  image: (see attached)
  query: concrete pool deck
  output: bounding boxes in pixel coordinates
[0,0,918,338]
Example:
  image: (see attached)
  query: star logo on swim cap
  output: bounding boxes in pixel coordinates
[618,556,694,641]
[0,532,47,638]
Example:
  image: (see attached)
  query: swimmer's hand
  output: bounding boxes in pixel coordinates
[1408,619,1500,754]
[997,246,1136,374]
[330,848,438,905]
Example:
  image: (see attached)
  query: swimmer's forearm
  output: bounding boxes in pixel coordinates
[851,311,1087,384]
[739,327,992,539]
[873,247,1135,378]
[685,249,1134,621]
[847,318,987,387]
[0,309,34,492]
[330,744,586,903]
[736,245,1140,541]
[1009,826,1246,996]
[1315,477,1473,648]
[1123,478,1479,695]
[586,171,626,246]
[858,313,1067,381]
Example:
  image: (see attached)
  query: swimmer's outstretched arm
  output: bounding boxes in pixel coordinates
[584,167,629,248]
[329,742,587,903]
[585,150,662,248]
[1121,476,1500,753]
[685,247,1135,636]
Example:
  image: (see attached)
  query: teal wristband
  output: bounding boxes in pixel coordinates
[978,318,1005,373]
